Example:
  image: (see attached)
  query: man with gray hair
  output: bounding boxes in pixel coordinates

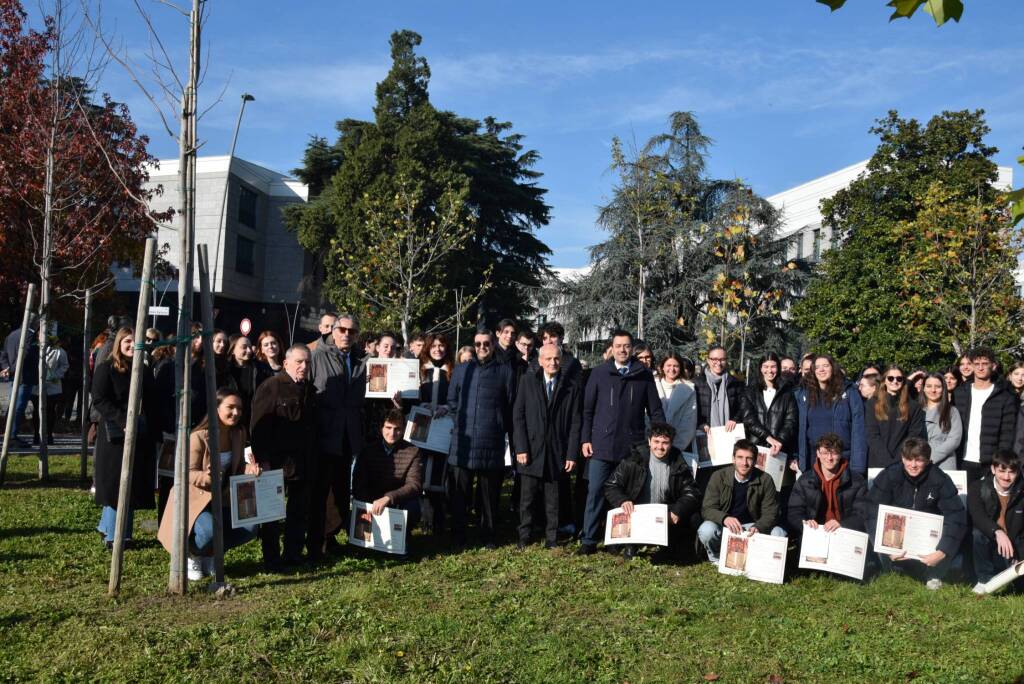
[308,313,366,559]
[513,343,582,549]
[251,343,318,569]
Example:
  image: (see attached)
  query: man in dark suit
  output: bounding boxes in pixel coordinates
[308,313,366,559]
[513,343,582,549]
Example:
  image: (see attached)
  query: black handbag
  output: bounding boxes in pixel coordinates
[105,419,125,444]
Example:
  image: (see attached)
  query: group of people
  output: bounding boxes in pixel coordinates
[6,311,1023,593]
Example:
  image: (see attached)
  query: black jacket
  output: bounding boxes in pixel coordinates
[582,359,665,462]
[91,360,158,509]
[604,444,702,521]
[786,463,870,534]
[693,372,745,430]
[953,381,1018,466]
[741,384,798,453]
[865,394,927,468]
[867,462,966,557]
[512,366,582,478]
[968,473,1024,552]
[250,372,317,479]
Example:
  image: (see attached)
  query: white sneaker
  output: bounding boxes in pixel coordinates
[973,582,987,595]
[202,556,215,577]
[925,578,943,591]
[187,556,204,582]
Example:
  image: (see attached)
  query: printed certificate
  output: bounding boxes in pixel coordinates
[228,469,286,528]
[365,358,420,399]
[696,423,747,467]
[717,527,787,584]
[798,525,869,580]
[756,447,787,492]
[349,499,408,555]
[603,504,669,547]
[404,405,453,454]
[872,504,943,559]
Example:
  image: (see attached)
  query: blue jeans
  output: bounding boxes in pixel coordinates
[97,505,134,543]
[190,507,258,556]
[582,458,618,546]
[698,520,787,563]
[972,528,1013,584]
[11,382,34,437]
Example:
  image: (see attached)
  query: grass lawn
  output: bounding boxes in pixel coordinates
[2,454,1024,682]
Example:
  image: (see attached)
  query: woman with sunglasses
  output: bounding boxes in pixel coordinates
[865,364,926,468]
[921,372,962,471]
[795,354,866,474]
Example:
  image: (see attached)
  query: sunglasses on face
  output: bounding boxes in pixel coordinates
[333,325,357,334]
[474,342,491,348]
[886,376,904,383]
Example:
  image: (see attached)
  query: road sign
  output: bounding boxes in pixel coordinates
[148,305,170,317]
[240,318,252,336]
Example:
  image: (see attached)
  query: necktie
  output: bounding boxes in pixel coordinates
[618,366,627,377]
[546,378,554,400]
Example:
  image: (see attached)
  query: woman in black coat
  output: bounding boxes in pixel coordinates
[416,333,454,534]
[93,327,159,549]
[866,364,926,468]
[742,352,799,456]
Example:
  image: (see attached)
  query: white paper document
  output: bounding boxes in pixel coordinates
[797,525,869,580]
[717,527,787,584]
[872,504,944,559]
[756,447,787,492]
[698,423,747,466]
[980,560,1024,594]
[404,405,453,454]
[948,470,968,503]
[349,500,408,555]
[866,467,883,489]
[603,504,670,546]
[364,358,421,399]
[229,469,286,528]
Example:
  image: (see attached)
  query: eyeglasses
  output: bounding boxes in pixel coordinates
[708,357,726,363]
[886,376,904,383]
[333,325,358,334]
[474,342,491,348]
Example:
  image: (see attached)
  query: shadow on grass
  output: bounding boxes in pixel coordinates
[0,612,31,628]
[0,525,87,540]
[0,552,44,562]
[2,474,88,491]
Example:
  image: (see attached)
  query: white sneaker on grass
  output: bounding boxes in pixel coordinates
[187,556,204,581]
[972,582,987,595]
[925,578,943,591]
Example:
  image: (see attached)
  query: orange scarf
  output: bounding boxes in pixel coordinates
[813,459,847,523]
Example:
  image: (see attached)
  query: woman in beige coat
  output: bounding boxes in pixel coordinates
[158,388,260,580]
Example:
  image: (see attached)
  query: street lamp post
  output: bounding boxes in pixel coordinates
[211,92,255,296]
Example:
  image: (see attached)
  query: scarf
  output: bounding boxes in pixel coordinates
[704,368,730,427]
[813,459,848,523]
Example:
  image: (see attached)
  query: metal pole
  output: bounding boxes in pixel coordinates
[198,244,226,584]
[210,92,254,294]
[80,288,92,486]
[0,284,38,486]
[108,238,157,597]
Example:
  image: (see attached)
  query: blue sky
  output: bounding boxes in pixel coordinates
[78,1,1024,268]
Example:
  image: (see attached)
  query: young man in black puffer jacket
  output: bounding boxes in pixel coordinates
[968,449,1024,592]
[787,433,870,538]
[604,422,702,561]
[867,438,966,590]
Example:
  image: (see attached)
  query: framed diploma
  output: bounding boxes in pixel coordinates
[404,405,453,454]
[872,504,943,559]
[349,500,408,555]
[717,527,787,584]
[603,504,670,547]
[364,358,420,399]
[797,525,869,580]
[228,469,286,528]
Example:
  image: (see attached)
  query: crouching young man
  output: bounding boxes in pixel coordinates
[698,439,787,563]
[867,437,966,590]
[603,422,701,561]
[968,449,1024,592]
[787,433,870,538]
[351,409,423,537]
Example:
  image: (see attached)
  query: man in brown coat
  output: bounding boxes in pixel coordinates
[250,344,317,570]
[352,408,423,529]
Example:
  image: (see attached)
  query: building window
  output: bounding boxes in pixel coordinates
[236,234,255,276]
[812,228,822,261]
[830,227,839,250]
[238,186,258,228]
[796,231,804,259]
